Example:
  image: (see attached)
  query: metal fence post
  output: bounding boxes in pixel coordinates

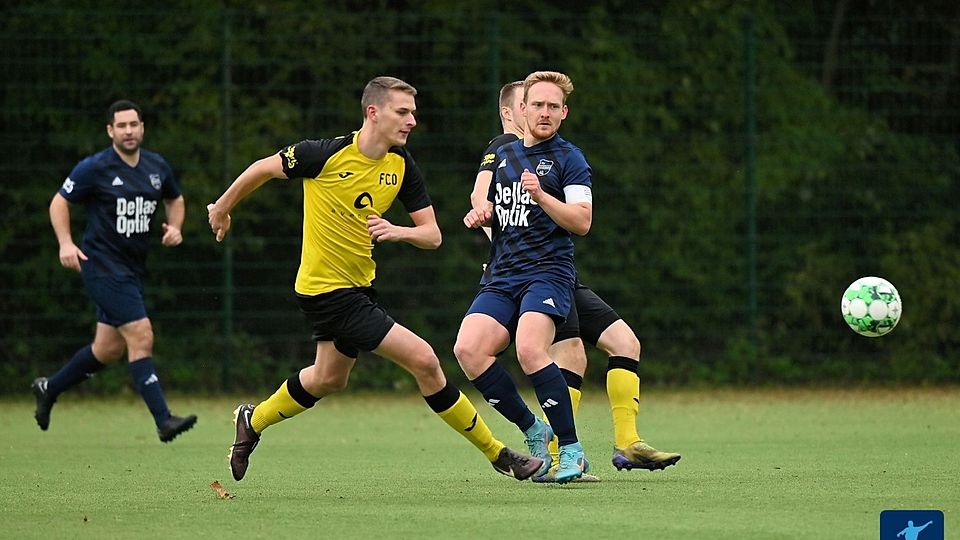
[743,16,758,351]
[220,8,234,391]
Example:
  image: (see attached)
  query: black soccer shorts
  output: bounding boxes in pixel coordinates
[295,287,396,358]
[552,281,621,347]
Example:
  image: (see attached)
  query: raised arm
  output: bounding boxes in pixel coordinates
[207,153,287,242]
[520,169,592,236]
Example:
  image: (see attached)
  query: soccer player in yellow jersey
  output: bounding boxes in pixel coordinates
[469,81,680,482]
[207,76,542,483]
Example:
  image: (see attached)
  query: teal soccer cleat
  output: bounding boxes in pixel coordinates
[523,418,554,477]
[532,456,600,484]
[555,442,587,484]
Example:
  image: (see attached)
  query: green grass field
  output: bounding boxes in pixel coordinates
[1,388,957,539]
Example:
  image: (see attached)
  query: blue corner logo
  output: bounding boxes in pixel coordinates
[880,510,944,540]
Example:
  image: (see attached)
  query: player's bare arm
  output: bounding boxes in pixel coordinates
[470,170,493,211]
[470,170,495,240]
[48,193,87,272]
[208,154,287,242]
[161,195,185,247]
[367,206,441,249]
[520,168,592,236]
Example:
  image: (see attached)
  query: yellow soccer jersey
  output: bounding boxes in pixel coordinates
[278,131,432,295]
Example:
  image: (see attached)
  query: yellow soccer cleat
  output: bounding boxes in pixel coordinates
[612,441,681,471]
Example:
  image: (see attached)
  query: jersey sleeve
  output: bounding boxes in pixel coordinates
[278,138,345,179]
[159,158,182,200]
[485,149,501,204]
[396,150,432,213]
[562,148,592,189]
[58,157,97,203]
[477,133,519,174]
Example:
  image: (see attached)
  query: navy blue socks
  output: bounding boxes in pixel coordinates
[470,361,536,432]
[46,345,105,399]
[528,363,578,445]
[128,357,172,427]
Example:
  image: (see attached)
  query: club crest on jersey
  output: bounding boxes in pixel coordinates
[62,177,75,193]
[283,145,297,169]
[149,174,162,190]
[536,159,554,176]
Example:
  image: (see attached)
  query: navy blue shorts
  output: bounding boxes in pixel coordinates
[466,272,574,335]
[82,272,148,327]
[553,281,622,346]
[295,287,396,358]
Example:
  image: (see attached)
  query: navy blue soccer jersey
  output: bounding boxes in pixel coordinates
[58,147,180,278]
[486,135,592,279]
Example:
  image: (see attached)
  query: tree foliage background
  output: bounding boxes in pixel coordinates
[1,0,957,394]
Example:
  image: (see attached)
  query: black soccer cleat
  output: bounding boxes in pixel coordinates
[229,404,260,481]
[158,414,198,443]
[31,377,54,431]
[491,446,545,481]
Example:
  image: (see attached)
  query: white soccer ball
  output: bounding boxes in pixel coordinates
[840,276,902,337]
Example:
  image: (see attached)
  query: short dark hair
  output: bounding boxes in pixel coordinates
[106,100,142,125]
[361,77,417,115]
[499,81,524,109]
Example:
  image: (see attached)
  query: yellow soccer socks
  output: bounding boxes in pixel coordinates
[607,356,642,449]
[426,382,504,462]
[250,372,320,435]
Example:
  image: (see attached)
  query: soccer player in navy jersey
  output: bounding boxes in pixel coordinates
[471,82,681,482]
[32,100,197,443]
[455,71,593,484]
[207,76,542,483]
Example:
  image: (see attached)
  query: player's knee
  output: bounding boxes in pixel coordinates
[93,342,125,363]
[407,347,441,380]
[515,341,547,369]
[599,322,641,359]
[123,323,154,351]
[304,370,349,395]
[453,339,478,365]
[319,374,349,394]
[619,334,641,359]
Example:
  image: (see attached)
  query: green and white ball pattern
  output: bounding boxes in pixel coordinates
[840,276,902,337]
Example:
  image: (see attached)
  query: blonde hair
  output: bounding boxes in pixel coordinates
[361,76,417,114]
[522,71,574,104]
